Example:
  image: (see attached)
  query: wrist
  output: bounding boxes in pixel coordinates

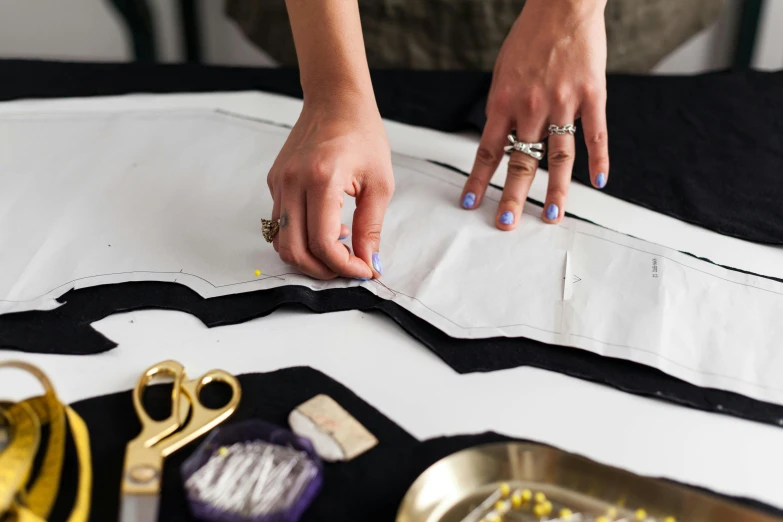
[302,76,377,113]
[285,0,376,113]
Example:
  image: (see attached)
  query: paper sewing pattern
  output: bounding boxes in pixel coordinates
[2,109,783,405]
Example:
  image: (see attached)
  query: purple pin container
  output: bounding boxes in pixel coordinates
[181,419,324,522]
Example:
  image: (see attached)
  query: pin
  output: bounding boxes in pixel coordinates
[184,440,319,518]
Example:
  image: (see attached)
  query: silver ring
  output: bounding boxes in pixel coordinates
[548,123,576,136]
[503,135,545,160]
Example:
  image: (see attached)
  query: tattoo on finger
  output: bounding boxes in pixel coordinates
[280,209,290,229]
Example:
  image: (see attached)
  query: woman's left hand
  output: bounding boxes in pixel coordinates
[460,0,610,229]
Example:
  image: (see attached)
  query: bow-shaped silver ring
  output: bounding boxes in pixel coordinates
[503,135,545,161]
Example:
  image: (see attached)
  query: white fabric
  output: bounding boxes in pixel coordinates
[1,92,782,510]
[2,108,783,405]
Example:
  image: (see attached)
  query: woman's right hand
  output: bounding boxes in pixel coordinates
[460,0,609,229]
[267,93,394,280]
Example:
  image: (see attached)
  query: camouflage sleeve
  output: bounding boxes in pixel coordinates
[225,0,725,72]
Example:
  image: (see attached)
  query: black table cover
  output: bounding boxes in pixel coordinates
[50,367,782,522]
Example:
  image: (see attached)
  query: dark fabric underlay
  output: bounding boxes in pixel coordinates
[3,264,783,429]
[49,368,780,522]
[1,60,782,243]
[2,61,783,425]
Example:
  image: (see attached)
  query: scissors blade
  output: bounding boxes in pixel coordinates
[119,493,160,522]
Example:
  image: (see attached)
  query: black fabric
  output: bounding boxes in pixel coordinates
[4,272,783,428]
[47,367,782,522]
[51,367,419,522]
[3,61,783,425]
[2,60,782,243]
[0,59,489,135]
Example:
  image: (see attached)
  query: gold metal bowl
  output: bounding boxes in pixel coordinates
[396,442,781,522]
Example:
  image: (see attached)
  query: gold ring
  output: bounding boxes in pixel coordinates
[261,218,280,243]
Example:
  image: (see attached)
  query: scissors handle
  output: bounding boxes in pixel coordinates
[131,360,188,449]
[157,369,241,458]
[122,362,241,496]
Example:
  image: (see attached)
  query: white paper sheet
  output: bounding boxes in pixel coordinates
[3,108,783,406]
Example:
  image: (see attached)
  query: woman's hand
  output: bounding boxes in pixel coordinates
[269,0,392,280]
[267,94,393,280]
[460,0,609,228]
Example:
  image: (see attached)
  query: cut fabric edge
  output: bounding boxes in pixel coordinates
[2,279,783,428]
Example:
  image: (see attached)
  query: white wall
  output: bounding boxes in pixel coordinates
[0,0,129,61]
[0,0,779,72]
[199,0,274,66]
[0,0,274,65]
[754,0,783,70]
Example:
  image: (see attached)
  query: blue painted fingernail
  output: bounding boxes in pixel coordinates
[372,252,383,275]
[356,277,370,281]
[461,192,476,209]
[596,172,607,189]
[338,235,349,240]
[499,211,514,225]
[546,203,559,221]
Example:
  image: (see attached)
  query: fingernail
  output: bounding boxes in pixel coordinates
[545,203,559,221]
[461,192,476,209]
[499,211,514,225]
[338,235,349,240]
[372,252,383,275]
[596,172,607,189]
[356,277,370,281]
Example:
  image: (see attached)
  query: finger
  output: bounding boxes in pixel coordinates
[271,189,281,253]
[339,224,350,240]
[306,185,373,279]
[352,174,394,278]
[460,114,512,210]
[581,89,609,189]
[277,188,337,280]
[497,118,547,231]
[542,113,577,224]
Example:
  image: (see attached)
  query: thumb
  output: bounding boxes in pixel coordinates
[352,177,393,278]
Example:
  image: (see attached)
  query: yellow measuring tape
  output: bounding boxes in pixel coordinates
[0,361,92,522]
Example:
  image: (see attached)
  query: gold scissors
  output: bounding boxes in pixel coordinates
[119,360,241,522]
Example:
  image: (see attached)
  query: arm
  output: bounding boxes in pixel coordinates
[266,1,393,280]
[286,0,374,106]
